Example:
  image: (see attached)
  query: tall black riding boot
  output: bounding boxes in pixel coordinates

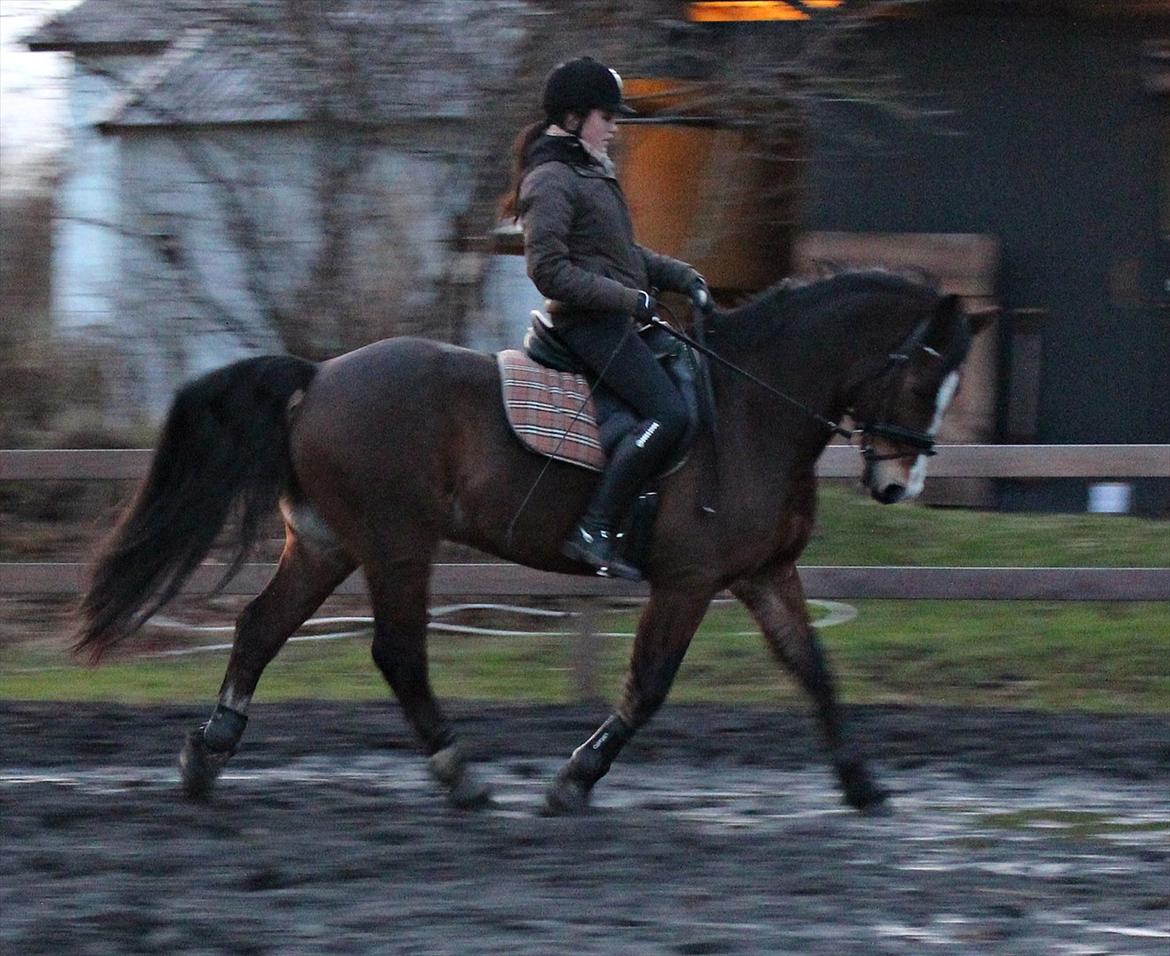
[561,418,674,581]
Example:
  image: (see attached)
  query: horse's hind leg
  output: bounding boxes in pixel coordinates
[545,587,713,814]
[365,558,491,809]
[732,561,888,812]
[179,531,355,799]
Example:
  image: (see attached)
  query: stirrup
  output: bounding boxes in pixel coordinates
[561,525,643,582]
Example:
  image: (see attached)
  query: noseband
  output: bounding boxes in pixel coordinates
[857,421,937,461]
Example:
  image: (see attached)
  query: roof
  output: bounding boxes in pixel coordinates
[24,0,247,51]
[27,1,530,127]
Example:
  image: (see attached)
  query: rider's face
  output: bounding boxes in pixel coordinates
[576,108,618,157]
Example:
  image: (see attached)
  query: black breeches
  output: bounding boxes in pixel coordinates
[555,314,689,524]
[555,315,689,449]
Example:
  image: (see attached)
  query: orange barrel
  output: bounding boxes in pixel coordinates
[617,78,799,294]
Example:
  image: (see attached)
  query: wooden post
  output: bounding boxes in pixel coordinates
[567,598,602,704]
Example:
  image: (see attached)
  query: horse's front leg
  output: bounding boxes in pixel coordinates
[732,562,889,812]
[545,587,713,814]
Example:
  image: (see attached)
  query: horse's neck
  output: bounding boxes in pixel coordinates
[714,312,861,425]
[709,294,908,467]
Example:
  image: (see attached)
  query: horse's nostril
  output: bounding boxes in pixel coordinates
[874,483,906,505]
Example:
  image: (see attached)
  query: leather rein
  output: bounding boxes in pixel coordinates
[651,305,938,462]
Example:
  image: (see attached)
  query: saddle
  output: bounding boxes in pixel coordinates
[497,311,703,474]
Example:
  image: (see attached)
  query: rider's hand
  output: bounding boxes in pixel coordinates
[632,290,657,322]
[686,272,713,313]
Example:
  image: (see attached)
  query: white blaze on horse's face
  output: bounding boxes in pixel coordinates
[866,370,960,504]
[904,370,960,499]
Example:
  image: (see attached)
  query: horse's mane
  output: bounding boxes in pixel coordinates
[720,266,940,329]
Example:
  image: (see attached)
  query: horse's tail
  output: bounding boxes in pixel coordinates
[73,354,318,662]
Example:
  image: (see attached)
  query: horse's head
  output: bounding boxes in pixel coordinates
[848,293,987,505]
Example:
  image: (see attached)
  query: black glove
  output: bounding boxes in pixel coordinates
[686,272,713,313]
[632,290,657,322]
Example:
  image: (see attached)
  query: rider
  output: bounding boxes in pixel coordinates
[503,56,711,580]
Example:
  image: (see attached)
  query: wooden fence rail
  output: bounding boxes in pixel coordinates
[1,562,1165,602]
[2,444,1169,481]
[2,445,1168,602]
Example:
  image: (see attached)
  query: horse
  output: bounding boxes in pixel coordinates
[73,269,985,814]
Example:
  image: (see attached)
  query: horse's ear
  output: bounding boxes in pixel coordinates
[923,293,963,351]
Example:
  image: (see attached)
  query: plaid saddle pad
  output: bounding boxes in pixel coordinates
[497,350,605,471]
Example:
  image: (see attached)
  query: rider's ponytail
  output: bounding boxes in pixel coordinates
[499,119,549,221]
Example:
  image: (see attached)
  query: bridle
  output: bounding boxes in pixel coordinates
[849,318,942,462]
[651,306,941,463]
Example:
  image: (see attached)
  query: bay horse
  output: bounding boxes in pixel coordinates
[74,270,983,814]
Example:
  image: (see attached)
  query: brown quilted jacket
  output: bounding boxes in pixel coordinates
[518,134,694,324]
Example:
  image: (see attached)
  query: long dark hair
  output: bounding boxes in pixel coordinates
[499,118,550,221]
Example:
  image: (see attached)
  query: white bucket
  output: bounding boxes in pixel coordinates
[1087,482,1132,514]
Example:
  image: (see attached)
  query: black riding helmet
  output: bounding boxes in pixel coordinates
[542,56,637,124]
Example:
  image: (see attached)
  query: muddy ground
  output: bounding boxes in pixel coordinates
[2,702,1168,955]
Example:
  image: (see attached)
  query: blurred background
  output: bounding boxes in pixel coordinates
[3,0,1166,512]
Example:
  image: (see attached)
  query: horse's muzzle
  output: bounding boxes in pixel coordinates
[872,481,907,505]
[863,456,910,505]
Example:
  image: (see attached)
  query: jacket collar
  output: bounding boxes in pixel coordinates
[524,131,617,181]
[547,125,613,169]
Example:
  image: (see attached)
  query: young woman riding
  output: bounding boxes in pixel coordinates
[503,56,711,581]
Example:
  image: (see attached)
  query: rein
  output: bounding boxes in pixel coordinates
[650,309,853,440]
[651,306,937,460]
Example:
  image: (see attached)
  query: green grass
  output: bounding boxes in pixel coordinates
[975,809,1170,840]
[1,486,1166,709]
[2,600,1166,712]
[805,486,1169,568]
[576,600,1169,713]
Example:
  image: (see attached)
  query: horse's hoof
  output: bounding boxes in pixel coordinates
[858,797,894,818]
[448,770,493,810]
[543,772,592,816]
[842,772,891,815]
[179,730,232,801]
[428,745,493,810]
